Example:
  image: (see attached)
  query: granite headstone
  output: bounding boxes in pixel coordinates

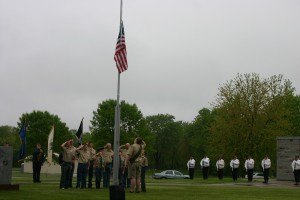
[0,146,13,184]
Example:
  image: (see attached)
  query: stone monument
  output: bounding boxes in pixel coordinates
[277,137,300,181]
[0,146,19,190]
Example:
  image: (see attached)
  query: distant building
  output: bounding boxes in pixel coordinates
[277,137,300,181]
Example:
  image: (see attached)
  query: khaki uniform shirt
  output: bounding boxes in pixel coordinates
[102,149,114,164]
[77,149,89,163]
[127,144,143,163]
[87,147,96,161]
[93,155,105,169]
[140,155,148,167]
[120,148,128,159]
[62,146,76,163]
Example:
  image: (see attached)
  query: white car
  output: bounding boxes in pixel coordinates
[153,170,190,179]
[245,172,264,179]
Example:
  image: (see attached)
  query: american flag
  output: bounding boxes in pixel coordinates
[114,21,128,73]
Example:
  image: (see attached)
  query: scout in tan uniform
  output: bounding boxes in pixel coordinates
[102,143,114,188]
[60,140,76,189]
[93,147,105,189]
[119,143,131,188]
[68,139,76,188]
[76,144,89,189]
[87,142,96,188]
[126,137,146,193]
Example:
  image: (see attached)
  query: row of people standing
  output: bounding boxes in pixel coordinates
[59,137,148,193]
[59,139,111,189]
[187,155,272,183]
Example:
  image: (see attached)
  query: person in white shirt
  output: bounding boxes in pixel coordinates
[216,156,225,180]
[187,156,196,180]
[230,156,240,181]
[261,155,271,183]
[200,155,210,180]
[245,156,255,182]
[291,155,300,185]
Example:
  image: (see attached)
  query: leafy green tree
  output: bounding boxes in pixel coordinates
[0,125,20,166]
[18,110,72,158]
[146,114,184,169]
[90,99,150,148]
[184,108,215,159]
[284,95,300,136]
[209,73,294,173]
[0,126,18,146]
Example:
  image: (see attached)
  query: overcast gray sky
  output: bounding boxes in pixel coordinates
[1,0,300,132]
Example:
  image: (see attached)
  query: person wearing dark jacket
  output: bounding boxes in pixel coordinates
[32,143,45,183]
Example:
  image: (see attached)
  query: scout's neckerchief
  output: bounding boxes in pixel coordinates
[129,144,142,164]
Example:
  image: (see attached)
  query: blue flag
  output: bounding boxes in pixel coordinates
[18,124,26,160]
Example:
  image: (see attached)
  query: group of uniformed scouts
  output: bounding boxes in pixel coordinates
[58,137,148,193]
[187,155,300,185]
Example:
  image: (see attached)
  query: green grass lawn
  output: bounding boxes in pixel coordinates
[1,169,300,200]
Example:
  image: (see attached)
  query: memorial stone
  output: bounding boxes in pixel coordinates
[0,146,13,184]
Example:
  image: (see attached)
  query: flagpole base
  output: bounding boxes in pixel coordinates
[109,185,125,200]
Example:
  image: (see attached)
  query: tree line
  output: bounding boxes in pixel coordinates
[1,73,300,175]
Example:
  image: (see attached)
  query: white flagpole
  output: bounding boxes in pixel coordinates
[112,0,123,186]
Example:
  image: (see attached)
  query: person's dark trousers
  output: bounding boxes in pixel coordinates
[118,168,124,189]
[103,163,112,188]
[68,162,75,188]
[263,168,269,183]
[60,162,72,189]
[121,171,127,189]
[202,167,209,179]
[33,162,42,182]
[189,168,195,179]
[94,167,103,189]
[76,163,88,188]
[122,168,129,188]
[141,166,147,192]
[124,168,131,188]
[88,160,94,188]
[217,169,224,180]
[247,169,254,182]
[232,168,238,181]
[294,169,300,184]
[127,177,131,188]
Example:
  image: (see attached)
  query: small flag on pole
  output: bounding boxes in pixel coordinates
[18,124,26,160]
[114,21,128,73]
[76,118,83,144]
[47,125,54,163]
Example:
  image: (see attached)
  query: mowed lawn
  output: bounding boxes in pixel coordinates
[1,169,300,200]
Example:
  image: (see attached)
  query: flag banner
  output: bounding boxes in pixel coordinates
[18,124,26,160]
[47,125,54,163]
[114,21,128,73]
[76,119,83,144]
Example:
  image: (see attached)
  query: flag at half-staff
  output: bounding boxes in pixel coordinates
[114,21,128,73]
[47,125,54,163]
[76,118,83,145]
[18,124,27,160]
